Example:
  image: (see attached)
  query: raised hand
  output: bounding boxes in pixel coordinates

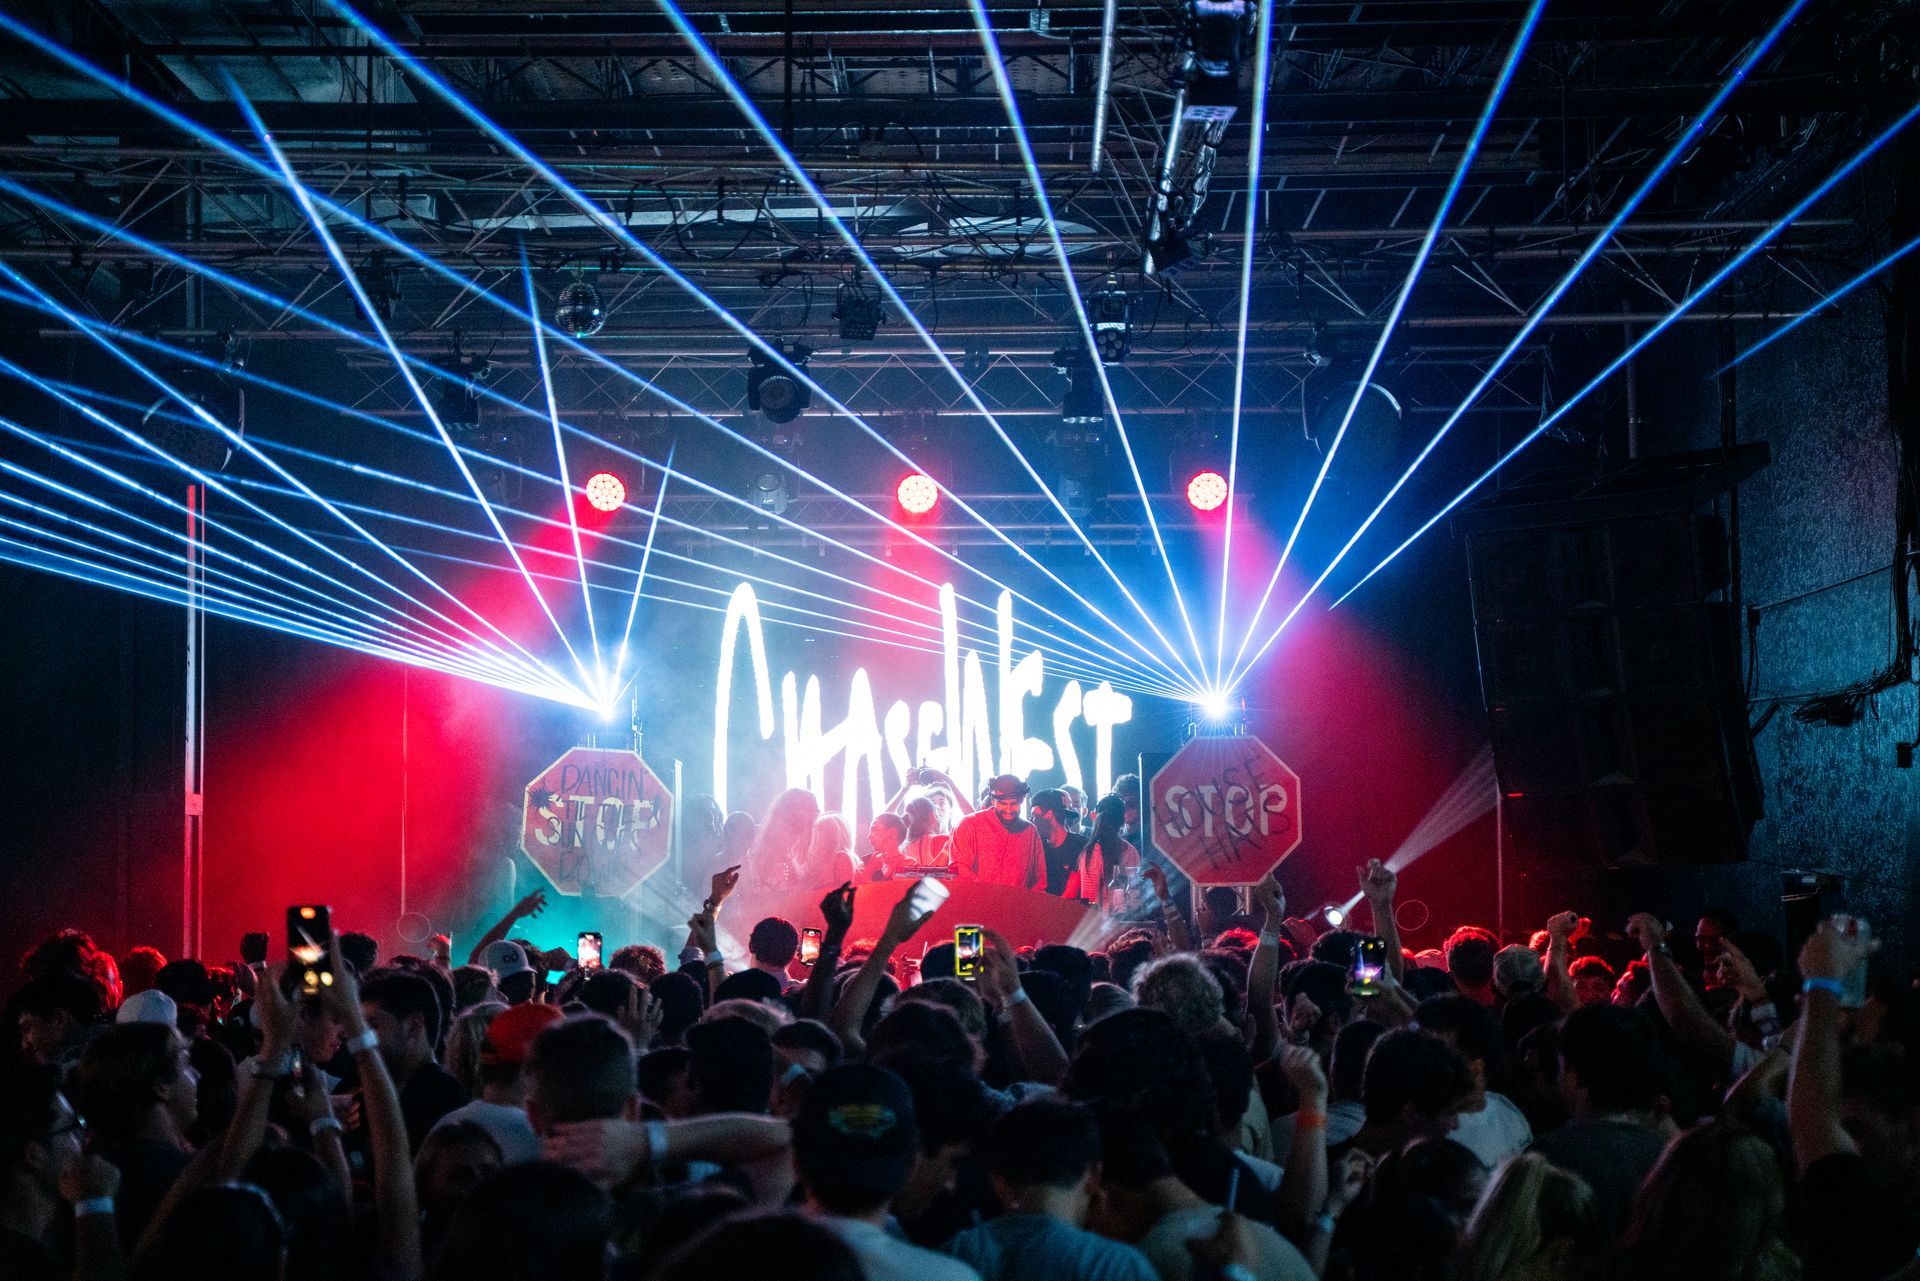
[1252,874,1285,927]
[511,889,549,922]
[1277,1043,1329,1108]
[428,933,453,968]
[1625,912,1668,954]
[708,865,743,910]
[58,1152,121,1205]
[686,911,719,955]
[254,962,297,1056]
[1358,859,1396,900]
[819,882,856,934]
[980,929,1023,1003]
[1325,1148,1374,1217]
[1799,915,1876,984]
[1715,937,1767,1002]
[544,1119,651,1187]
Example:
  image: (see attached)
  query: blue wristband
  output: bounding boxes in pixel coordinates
[1801,977,1846,998]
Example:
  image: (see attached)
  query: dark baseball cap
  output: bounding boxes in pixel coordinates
[987,774,1030,800]
[793,1063,918,1194]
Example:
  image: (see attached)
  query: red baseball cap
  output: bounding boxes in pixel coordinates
[480,1002,563,1065]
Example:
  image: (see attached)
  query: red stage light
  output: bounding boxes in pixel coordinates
[584,471,627,513]
[896,472,940,515]
[1186,470,1228,512]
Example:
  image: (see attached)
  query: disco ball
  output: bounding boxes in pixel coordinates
[555,280,606,339]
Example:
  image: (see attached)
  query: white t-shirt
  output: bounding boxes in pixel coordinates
[1448,1091,1533,1169]
[1135,1205,1315,1281]
[823,1216,981,1281]
[427,1098,541,1165]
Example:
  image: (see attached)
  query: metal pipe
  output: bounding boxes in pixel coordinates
[1090,0,1117,173]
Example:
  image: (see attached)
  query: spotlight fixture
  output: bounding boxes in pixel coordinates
[434,354,491,431]
[834,270,884,341]
[1306,379,1405,477]
[1319,904,1347,928]
[1186,470,1228,512]
[1052,347,1106,426]
[1181,0,1251,123]
[749,469,790,515]
[896,472,940,516]
[1046,421,1105,518]
[1196,690,1234,722]
[584,470,627,513]
[1092,274,1132,364]
[555,272,606,339]
[748,341,814,425]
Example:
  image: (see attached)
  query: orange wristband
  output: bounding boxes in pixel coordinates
[1295,1110,1327,1131]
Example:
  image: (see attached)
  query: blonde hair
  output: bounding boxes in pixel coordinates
[444,1001,507,1097]
[1457,1153,1598,1281]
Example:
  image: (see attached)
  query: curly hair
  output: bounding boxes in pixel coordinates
[1130,954,1225,1036]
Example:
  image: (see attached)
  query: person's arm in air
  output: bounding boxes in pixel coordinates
[981,929,1069,1086]
[799,883,856,1023]
[1247,875,1284,1063]
[830,892,936,1057]
[1788,918,1873,1172]
[1358,860,1403,982]
[543,1114,792,1186]
[1273,1045,1328,1237]
[328,932,423,1281]
[215,964,297,1180]
[1626,912,1736,1077]
[1723,1045,1790,1125]
[1541,912,1584,1012]
[1145,865,1194,952]
[61,1156,126,1281]
[467,888,548,964]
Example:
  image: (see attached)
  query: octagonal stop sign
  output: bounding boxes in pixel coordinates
[520,746,674,897]
[1150,734,1302,886]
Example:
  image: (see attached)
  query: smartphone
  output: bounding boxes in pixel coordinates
[288,904,333,994]
[1349,936,1387,998]
[1833,914,1871,1008]
[799,927,823,966]
[954,925,984,981]
[907,876,951,923]
[577,931,603,970]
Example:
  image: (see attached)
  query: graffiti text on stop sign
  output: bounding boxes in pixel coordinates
[1159,779,1291,843]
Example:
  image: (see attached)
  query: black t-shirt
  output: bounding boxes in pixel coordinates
[100,1137,192,1246]
[1043,831,1089,896]
[1795,1150,1920,1281]
[1527,1119,1667,1236]
[397,1062,470,1154]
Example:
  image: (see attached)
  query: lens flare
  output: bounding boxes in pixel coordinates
[896,473,940,516]
[585,471,627,513]
[1187,471,1229,513]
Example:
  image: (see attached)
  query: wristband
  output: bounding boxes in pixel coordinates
[703,951,725,966]
[678,945,703,966]
[247,1053,294,1080]
[309,1115,344,1139]
[343,1027,379,1055]
[1802,976,1846,998]
[645,1119,669,1166]
[1295,1109,1327,1132]
[72,1197,115,1219]
[1257,931,1281,947]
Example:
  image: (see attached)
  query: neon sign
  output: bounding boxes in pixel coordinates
[713,583,1133,817]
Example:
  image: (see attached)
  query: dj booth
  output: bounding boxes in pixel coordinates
[746,877,1120,954]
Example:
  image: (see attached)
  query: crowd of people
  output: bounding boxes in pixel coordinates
[5,782,1919,1281]
[678,770,1154,908]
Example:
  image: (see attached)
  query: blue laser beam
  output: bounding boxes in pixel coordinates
[1214,0,1280,689]
[962,0,1210,689]
[0,456,515,682]
[237,91,597,698]
[0,172,1176,699]
[0,261,580,699]
[0,350,570,695]
[1330,96,1920,612]
[608,441,673,711]
[655,0,1209,695]
[522,249,605,699]
[313,0,1202,696]
[1222,0,1817,691]
[1713,229,1920,375]
[1226,0,1546,685]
